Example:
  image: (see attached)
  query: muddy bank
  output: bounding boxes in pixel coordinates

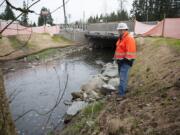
[59,37,180,135]
[0,45,87,74]
[0,70,16,135]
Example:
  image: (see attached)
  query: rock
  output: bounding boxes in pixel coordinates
[66,101,88,116]
[81,77,105,92]
[95,60,105,67]
[86,120,95,127]
[100,84,117,95]
[96,74,109,83]
[88,90,100,99]
[108,78,119,88]
[24,57,27,62]
[71,92,83,100]
[86,98,96,102]
[102,64,118,78]
[74,98,83,101]
[83,92,88,99]
[63,100,72,106]
[64,115,73,124]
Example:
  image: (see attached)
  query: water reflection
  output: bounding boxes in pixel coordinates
[3,49,113,135]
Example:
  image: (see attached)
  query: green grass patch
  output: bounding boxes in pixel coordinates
[8,36,22,49]
[8,36,35,50]
[26,48,59,61]
[61,101,105,135]
[52,35,72,43]
[82,101,104,117]
[144,37,180,51]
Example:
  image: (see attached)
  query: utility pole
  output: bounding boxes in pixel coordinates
[62,0,67,29]
[83,11,85,31]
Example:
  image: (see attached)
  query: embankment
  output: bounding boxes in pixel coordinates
[59,37,180,135]
[0,33,77,61]
[0,70,16,135]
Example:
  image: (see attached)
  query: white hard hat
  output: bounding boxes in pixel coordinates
[116,23,128,30]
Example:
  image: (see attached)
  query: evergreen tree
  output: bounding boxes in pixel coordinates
[131,0,180,21]
[0,13,5,19]
[38,7,53,26]
[4,4,16,20]
[20,1,29,26]
[88,16,94,23]
[33,22,36,27]
[117,10,129,21]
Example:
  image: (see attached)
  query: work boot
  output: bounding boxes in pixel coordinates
[116,96,126,101]
[111,90,119,95]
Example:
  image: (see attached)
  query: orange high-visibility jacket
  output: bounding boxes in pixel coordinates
[114,31,136,60]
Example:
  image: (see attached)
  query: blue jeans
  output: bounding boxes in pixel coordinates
[118,62,131,96]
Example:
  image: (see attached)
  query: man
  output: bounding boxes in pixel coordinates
[114,22,136,96]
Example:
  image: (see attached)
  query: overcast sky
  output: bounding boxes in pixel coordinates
[0,0,133,24]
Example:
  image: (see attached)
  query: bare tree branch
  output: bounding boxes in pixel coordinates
[0,0,40,35]
[5,0,34,13]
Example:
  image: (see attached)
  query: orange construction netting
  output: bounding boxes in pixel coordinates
[135,18,180,39]
[0,20,60,36]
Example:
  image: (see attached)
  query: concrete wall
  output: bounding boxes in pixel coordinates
[59,21,134,43]
[87,21,135,32]
[59,30,87,43]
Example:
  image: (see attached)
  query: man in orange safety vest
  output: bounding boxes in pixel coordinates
[114,22,136,96]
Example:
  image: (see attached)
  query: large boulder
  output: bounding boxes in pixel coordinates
[102,63,118,78]
[100,84,117,95]
[81,76,106,92]
[71,91,83,100]
[108,78,119,88]
[95,60,105,67]
[66,101,88,116]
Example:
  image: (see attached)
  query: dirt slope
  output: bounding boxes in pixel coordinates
[59,37,180,135]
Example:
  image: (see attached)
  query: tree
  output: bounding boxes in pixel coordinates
[20,1,29,26]
[3,4,16,20]
[117,0,128,12]
[0,13,5,19]
[33,22,36,27]
[38,7,53,26]
[131,0,180,21]
[117,10,129,21]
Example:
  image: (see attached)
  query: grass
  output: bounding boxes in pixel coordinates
[8,36,36,50]
[52,35,72,43]
[8,36,22,49]
[144,37,180,52]
[82,101,104,117]
[61,101,104,135]
[26,48,60,61]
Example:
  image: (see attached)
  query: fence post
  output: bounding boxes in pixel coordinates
[162,14,166,37]
[17,23,19,35]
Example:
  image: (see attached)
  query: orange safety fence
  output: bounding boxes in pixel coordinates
[0,20,60,36]
[135,18,180,39]
[134,20,156,35]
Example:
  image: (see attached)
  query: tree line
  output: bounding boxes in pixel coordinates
[0,0,54,27]
[0,0,179,25]
[87,10,129,23]
[88,0,180,23]
[131,0,180,21]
